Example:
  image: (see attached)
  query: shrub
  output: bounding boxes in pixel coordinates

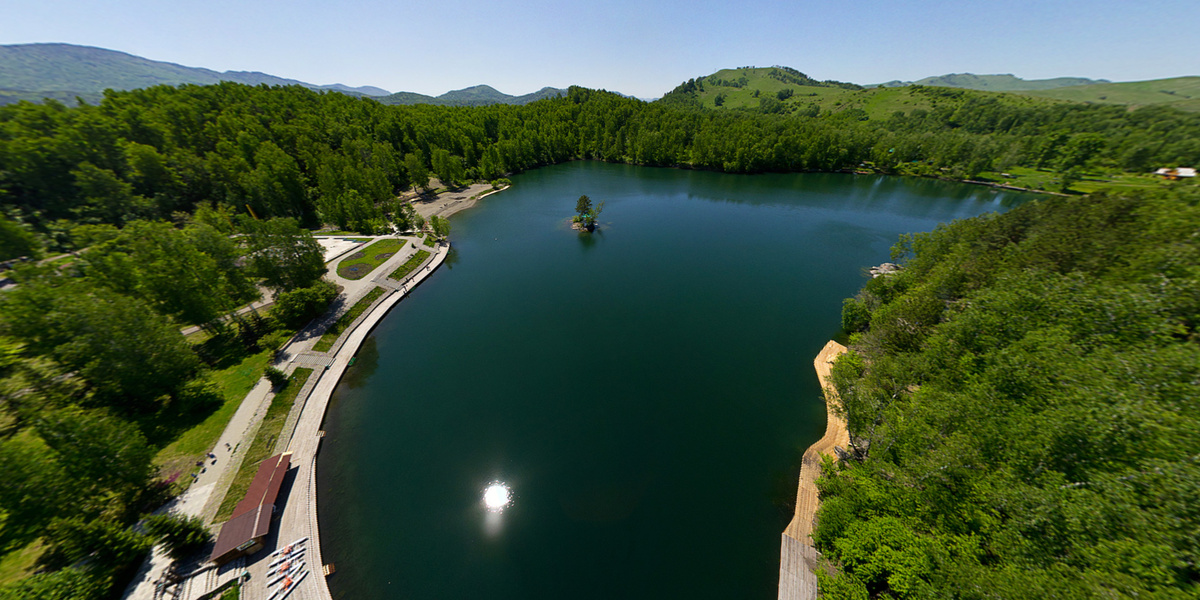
[258,330,292,353]
[491,178,511,189]
[841,297,871,333]
[143,513,212,561]
[270,280,338,329]
[264,366,288,389]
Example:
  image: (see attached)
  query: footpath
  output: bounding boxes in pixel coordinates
[123,236,449,600]
[778,340,849,600]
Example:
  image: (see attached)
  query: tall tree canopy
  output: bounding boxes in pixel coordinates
[0,83,1197,248]
[817,186,1200,599]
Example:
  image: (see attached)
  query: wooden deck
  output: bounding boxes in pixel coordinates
[778,340,848,600]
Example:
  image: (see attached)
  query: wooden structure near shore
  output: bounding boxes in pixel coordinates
[778,341,849,600]
[208,453,293,565]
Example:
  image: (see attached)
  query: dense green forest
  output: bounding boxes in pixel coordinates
[0,81,1198,597]
[0,215,331,598]
[821,186,1200,599]
[2,82,1200,259]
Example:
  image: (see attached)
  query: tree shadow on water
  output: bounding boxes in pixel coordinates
[340,336,379,389]
[577,226,605,250]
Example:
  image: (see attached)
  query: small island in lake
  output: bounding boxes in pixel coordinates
[571,194,605,232]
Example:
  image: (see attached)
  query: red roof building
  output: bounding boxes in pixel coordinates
[209,453,292,565]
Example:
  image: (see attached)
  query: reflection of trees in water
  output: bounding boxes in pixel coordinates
[342,336,379,388]
[577,226,604,250]
[444,245,459,269]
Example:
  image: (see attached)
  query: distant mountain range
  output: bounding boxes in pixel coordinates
[0,43,390,104]
[872,73,1110,91]
[2,44,1194,112]
[0,43,568,107]
[373,84,568,107]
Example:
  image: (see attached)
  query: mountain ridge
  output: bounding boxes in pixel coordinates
[374,84,568,107]
[0,43,390,99]
[0,43,572,107]
[872,72,1110,91]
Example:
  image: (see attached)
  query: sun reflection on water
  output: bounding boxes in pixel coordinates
[483,481,512,512]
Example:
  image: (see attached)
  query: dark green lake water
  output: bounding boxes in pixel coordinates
[316,162,1033,599]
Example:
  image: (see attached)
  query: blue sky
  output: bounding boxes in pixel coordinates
[2,0,1197,98]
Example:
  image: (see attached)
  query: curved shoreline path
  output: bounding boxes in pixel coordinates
[127,237,451,600]
[779,340,848,600]
[260,240,451,600]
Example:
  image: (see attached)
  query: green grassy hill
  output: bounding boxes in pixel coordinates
[875,73,1106,91]
[659,66,1066,119]
[1016,76,1200,111]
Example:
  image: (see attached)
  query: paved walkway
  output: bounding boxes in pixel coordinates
[123,235,445,600]
[237,241,450,600]
[778,340,848,600]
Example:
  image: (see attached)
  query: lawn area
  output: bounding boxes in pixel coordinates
[153,349,272,480]
[0,539,44,586]
[312,287,386,353]
[980,167,1173,194]
[214,368,313,522]
[336,238,405,280]
[388,249,431,281]
[422,235,436,247]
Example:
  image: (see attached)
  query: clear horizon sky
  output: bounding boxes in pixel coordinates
[3,0,1197,98]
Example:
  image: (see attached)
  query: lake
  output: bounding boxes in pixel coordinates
[316,161,1033,599]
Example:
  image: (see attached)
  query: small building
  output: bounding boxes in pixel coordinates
[209,453,293,565]
[1154,167,1197,180]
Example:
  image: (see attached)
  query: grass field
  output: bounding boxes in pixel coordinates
[976,167,1179,194]
[672,67,1200,118]
[336,238,404,280]
[153,349,273,479]
[214,368,313,522]
[422,235,436,247]
[388,250,431,281]
[670,67,1066,120]
[0,539,44,586]
[312,287,386,353]
[1017,76,1200,111]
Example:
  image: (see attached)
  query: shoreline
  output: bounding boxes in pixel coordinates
[127,184,499,600]
[263,183,505,599]
[412,182,508,220]
[779,340,849,600]
[273,241,451,600]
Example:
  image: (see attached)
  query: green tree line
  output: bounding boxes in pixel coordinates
[2,83,1199,258]
[819,186,1200,599]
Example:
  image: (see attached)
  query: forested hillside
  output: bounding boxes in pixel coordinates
[820,187,1200,599]
[0,214,333,598]
[0,78,1198,598]
[2,81,1199,260]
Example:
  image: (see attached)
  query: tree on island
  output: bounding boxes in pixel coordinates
[573,195,605,232]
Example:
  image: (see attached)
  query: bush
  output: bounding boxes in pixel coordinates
[491,178,511,189]
[258,330,292,353]
[270,280,337,329]
[264,366,288,389]
[42,516,152,573]
[142,513,212,561]
[841,297,871,333]
[173,376,224,415]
